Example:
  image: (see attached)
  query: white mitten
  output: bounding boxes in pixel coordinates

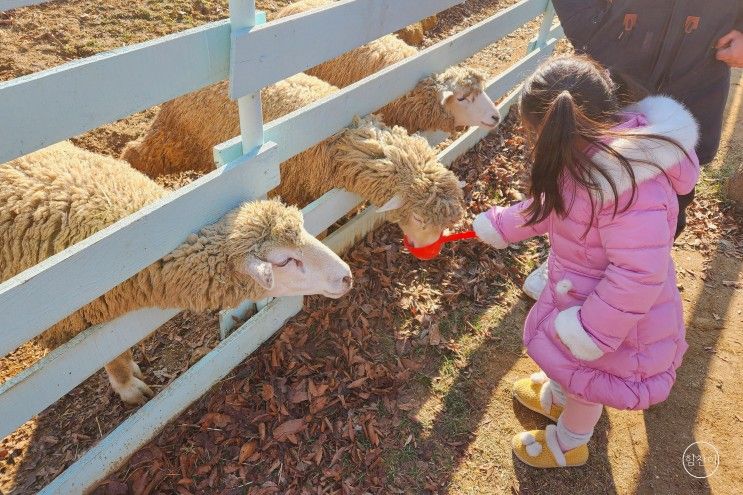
[472,210,508,249]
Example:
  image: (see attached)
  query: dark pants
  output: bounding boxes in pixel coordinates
[675,188,696,240]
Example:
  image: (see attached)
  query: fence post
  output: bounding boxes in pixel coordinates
[528,1,555,52]
[229,0,265,153]
[219,0,268,339]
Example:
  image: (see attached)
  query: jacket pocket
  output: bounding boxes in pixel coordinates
[663,7,736,89]
[584,3,672,79]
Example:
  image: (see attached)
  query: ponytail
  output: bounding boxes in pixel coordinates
[524,91,577,226]
[520,55,690,231]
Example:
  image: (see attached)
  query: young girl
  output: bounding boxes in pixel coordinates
[472,55,700,468]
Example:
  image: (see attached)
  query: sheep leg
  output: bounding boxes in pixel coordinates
[104,349,154,405]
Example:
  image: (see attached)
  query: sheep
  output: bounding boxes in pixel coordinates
[1,141,353,404]
[123,73,466,248]
[273,0,499,133]
[395,15,438,47]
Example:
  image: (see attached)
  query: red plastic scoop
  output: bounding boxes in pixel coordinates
[403,230,477,260]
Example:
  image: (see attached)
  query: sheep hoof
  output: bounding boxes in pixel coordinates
[130,360,144,380]
[112,377,155,405]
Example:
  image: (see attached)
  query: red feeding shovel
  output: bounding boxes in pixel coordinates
[403,230,477,260]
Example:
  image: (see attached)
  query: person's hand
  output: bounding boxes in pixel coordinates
[716,30,743,68]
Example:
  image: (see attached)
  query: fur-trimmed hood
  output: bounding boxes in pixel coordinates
[591,95,700,200]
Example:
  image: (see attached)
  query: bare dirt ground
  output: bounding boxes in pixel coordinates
[1,0,742,494]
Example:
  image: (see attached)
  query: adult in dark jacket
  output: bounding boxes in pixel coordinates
[552,0,743,233]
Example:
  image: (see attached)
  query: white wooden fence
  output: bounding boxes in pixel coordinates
[0,0,562,491]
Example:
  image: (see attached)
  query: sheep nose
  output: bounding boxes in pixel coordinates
[491,114,500,123]
[342,275,353,289]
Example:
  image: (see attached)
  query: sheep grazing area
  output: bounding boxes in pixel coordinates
[1,1,742,494]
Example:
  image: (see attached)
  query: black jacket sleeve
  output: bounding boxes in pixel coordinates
[551,0,610,49]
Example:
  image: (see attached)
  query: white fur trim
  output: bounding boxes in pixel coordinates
[523,261,549,300]
[545,425,567,466]
[539,380,554,415]
[554,307,604,361]
[520,432,543,457]
[473,211,508,249]
[530,371,548,384]
[555,278,573,295]
[526,441,543,457]
[591,96,699,199]
[520,432,536,444]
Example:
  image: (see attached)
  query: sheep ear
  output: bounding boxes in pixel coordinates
[376,195,404,213]
[241,255,275,291]
[439,90,454,106]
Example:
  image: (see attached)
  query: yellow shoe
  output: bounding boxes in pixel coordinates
[512,371,563,422]
[512,425,589,468]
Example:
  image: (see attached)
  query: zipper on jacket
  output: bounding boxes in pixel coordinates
[649,1,681,90]
[657,15,700,90]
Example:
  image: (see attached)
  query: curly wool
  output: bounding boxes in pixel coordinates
[395,15,438,46]
[379,66,487,134]
[274,1,418,89]
[327,115,464,229]
[1,142,304,348]
[121,74,337,176]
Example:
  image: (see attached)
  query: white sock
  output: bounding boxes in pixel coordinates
[555,417,593,452]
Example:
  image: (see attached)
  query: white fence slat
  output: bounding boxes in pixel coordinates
[229,0,464,98]
[39,296,304,494]
[324,206,387,255]
[215,0,549,167]
[0,309,179,440]
[219,299,257,339]
[0,13,261,164]
[303,189,364,236]
[0,143,279,359]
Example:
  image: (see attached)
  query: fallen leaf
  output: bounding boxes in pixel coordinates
[348,377,367,389]
[238,441,257,463]
[198,412,231,429]
[273,419,306,441]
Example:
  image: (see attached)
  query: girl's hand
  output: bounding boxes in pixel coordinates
[716,30,743,68]
[472,211,508,249]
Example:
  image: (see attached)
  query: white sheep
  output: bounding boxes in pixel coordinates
[0,142,353,404]
[123,73,466,248]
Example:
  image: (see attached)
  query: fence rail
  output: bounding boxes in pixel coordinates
[0,0,562,491]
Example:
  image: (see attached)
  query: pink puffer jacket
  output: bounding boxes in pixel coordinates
[474,96,700,410]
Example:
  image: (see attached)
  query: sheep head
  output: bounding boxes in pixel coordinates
[337,118,465,247]
[225,200,353,299]
[419,67,500,133]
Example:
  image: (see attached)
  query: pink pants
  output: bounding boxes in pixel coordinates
[560,392,603,435]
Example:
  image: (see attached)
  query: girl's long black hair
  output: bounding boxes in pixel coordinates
[519,56,690,229]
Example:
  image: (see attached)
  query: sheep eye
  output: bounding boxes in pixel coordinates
[274,258,294,267]
[457,96,467,102]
